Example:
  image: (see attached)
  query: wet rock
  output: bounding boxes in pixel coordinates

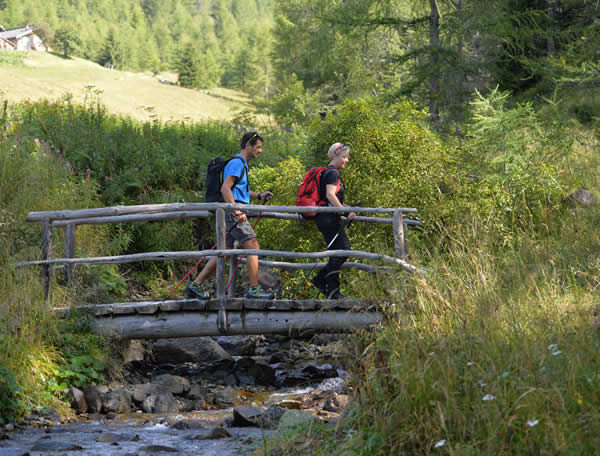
[186,384,209,400]
[323,393,350,413]
[277,410,317,432]
[0,449,30,456]
[152,337,232,363]
[277,400,302,410]
[139,444,178,453]
[30,440,84,451]
[192,399,208,410]
[36,407,61,422]
[232,405,264,427]
[152,374,191,395]
[122,339,147,363]
[302,363,337,380]
[268,351,288,364]
[102,389,132,413]
[171,418,205,430]
[68,387,87,414]
[224,373,238,386]
[142,390,178,413]
[96,432,122,443]
[188,427,231,439]
[257,406,286,429]
[213,386,239,407]
[174,396,195,412]
[563,189,595,207]
[216,336,263,356]
[83,385,103,413]
[132,383,158,403]
[234,357,276,386]
[316,376,347,393]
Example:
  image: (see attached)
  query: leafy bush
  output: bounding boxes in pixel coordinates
[0,366,25,425]
[298,97,494,262]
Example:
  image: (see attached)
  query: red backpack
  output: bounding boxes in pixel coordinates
[296,166,340,218]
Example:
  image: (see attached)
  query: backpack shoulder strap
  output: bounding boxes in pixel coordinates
[225,155,248,184]
[318,165,338,198]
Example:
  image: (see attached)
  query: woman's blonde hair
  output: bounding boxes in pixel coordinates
[327,142,350,159]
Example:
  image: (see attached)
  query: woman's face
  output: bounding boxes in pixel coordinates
[333,150,350,169]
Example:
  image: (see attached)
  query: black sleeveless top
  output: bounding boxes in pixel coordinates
[319,167,345,205]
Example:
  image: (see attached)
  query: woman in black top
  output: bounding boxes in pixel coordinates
[310,143,356,299]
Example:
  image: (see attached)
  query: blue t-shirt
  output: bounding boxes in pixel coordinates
[223,154,250,204]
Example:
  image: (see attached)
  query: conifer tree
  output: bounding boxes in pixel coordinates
[97,28,123,68]
[54,25,80,58]
[176,44,200,87]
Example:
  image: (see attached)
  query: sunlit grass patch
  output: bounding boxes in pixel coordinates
[342,214,600,455]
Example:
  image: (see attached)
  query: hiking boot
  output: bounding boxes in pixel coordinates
[328,290,347,300]
[309,275,328,297]
[247,284,274,299]
[185,282,210,300]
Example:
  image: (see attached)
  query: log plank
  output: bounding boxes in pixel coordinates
[90,310,383,339]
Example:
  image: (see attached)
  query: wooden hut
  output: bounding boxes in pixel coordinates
[0,25,46,51]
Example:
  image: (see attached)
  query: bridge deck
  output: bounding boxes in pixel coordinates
[55,298,383,338]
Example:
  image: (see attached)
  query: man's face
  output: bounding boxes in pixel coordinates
[248,139,263,159]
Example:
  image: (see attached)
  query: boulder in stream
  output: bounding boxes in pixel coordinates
[68,387,87,414]
[151,337,232,363]
[232,405,265,427]
[152,374,191,395]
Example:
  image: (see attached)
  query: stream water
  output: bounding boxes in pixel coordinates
[1,335,349,455]
[1,411,273,455]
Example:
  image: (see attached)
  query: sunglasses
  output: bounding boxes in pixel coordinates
[246,133,258,146]
[335,143,349,153]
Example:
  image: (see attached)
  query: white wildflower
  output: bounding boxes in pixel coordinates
[482,394,496,401]
[467,362,474,366]
[434,440,446,448]
[428,352,435,356]
[478,381,487,387]
[548,344,558,351]
[552,350,562,356]
[526,420,539,427]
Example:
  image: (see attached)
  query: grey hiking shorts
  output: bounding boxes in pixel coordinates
[225,211,256,248]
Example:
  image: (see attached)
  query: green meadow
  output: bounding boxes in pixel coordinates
[0,51,251,122]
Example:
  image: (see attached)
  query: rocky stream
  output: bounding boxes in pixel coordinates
[0,334,353,456]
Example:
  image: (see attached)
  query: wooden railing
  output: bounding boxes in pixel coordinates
[18,203,422,302]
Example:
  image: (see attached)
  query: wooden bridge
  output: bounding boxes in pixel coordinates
[17,202,421,338]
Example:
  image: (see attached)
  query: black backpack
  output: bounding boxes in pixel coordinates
[204,156,248,203]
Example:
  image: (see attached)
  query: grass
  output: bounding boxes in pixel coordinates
[262,210,600,455]
[0,51,252,122]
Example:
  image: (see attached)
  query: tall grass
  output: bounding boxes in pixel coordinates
[325,209,600,455]
[0,100,113,422]
[0,96,299,421]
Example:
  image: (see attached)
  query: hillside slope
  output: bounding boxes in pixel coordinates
[0,52,252,122]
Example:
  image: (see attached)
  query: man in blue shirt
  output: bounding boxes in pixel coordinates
[186,132,274,299]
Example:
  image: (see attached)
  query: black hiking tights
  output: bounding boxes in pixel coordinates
[314,213,351,294]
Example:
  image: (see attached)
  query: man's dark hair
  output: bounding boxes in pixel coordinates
[241,131,263,149]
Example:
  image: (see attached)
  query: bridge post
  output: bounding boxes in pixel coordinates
[227,255,238,297]
[64,223,76,286]
[215,207,228,333]
[392,209,407,260]
[41,218,53,301]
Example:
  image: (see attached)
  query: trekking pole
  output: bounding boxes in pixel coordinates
[225,190,272,294]
[291,215,355,299]
[161,220,239,303]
